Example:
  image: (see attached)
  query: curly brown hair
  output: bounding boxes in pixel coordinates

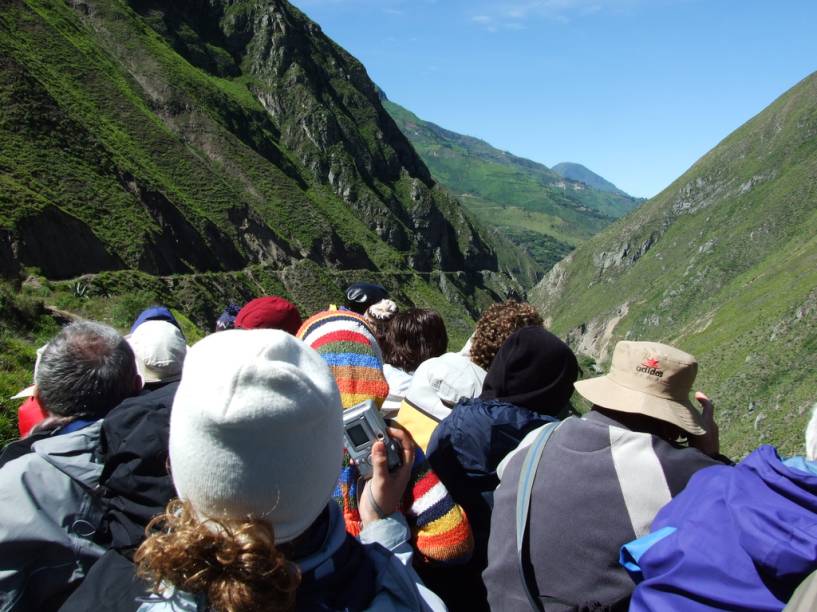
[384,308,448,372]
[135,499,301,612]
[470,301,543,370]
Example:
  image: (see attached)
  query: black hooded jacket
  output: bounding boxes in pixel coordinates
[59,383,178,612]
[93,382,177,554]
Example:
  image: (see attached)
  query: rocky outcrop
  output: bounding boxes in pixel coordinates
[10,206,125,280]
[563,303,629,362]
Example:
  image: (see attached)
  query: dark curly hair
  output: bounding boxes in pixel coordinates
[135,499,301,612]
[470,301,543,370]
[384,308,448,372]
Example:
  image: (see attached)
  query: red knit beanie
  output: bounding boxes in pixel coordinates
[235,296,302,335]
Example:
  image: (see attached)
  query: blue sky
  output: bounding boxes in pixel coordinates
[289,0,817,198]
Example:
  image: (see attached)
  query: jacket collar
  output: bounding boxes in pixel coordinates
[294,503,378,611]
[31,420,104,488]
[296,503,348,573]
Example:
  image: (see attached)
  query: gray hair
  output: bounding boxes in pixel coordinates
[35,321,138,419]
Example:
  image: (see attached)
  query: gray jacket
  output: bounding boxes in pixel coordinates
[483,412,722,611]
[0,422,106,611]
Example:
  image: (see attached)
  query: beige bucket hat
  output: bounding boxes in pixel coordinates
[574,341,706,435]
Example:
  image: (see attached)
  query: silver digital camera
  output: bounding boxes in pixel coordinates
[342,399,403,479]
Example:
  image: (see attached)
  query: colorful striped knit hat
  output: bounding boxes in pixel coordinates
[297,310,389,409]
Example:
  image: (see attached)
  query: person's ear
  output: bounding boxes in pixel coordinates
[32,387,57,418]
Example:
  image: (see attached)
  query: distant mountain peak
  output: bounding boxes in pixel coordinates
[551,162,629,197]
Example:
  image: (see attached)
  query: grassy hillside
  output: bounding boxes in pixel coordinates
[0,0,532,281]
[384,98,642,274]
[532,71,817,458]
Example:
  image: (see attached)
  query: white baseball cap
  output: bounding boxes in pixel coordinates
[127,320,187,384]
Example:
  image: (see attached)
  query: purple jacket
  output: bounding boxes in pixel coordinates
[623,445,817,611]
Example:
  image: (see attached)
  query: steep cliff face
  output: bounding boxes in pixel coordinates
[532,71,817,456]
[0,0,512,282]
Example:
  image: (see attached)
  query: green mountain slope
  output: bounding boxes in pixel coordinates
[551,162,629,196]
[531,71,817,458]
[0,0,534,442]
[0,0,511,278]
[383,98,642,273]
[0,0,537,293]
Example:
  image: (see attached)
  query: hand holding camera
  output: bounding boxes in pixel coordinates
[359,426,415,526]
[343,400,404,479]
[343,400,416,524]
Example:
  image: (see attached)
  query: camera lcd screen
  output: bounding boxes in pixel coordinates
[347,423,370,447]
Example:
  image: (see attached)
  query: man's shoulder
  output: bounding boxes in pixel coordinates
[1,421,104,487]
[0,432,49,469]
[450,397,543,427]
[651,435,723,467]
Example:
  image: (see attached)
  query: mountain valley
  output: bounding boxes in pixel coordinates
[384,97,642,274]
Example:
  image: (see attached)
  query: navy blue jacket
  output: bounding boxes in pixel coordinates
[425,398,553,611]
[427,398,553,559]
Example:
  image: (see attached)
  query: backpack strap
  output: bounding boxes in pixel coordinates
[515,420,576,610]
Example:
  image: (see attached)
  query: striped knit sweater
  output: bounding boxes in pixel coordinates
[298,309,474,565]
[334,447,474,564]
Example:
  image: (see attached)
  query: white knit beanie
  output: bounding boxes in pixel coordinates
[169,329,343,543]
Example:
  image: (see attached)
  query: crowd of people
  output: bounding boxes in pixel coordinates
[1,281,816,611]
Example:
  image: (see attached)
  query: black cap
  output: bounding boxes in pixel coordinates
[480,325,579,416]
[345,283,388,314]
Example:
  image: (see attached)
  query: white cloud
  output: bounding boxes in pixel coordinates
[469,0,643,29]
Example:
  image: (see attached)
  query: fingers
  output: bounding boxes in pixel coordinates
[386,424,413,445]
[369,439,387,480]
[695,391,714,419]
[387,426,416,468]
[362,437,405,525]
[691,391,720,457]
